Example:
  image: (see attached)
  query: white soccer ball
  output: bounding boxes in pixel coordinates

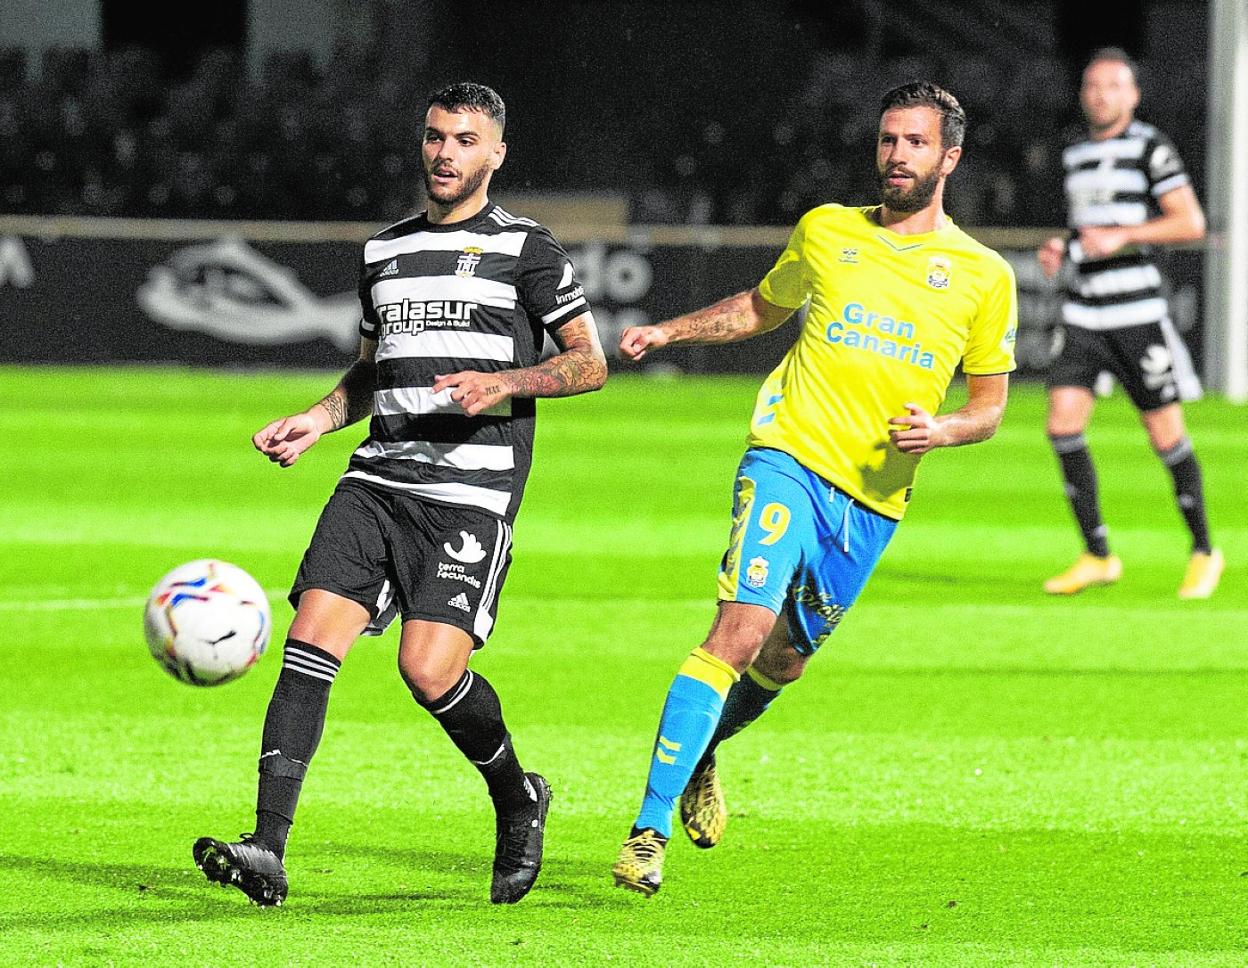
[144,559,272,686]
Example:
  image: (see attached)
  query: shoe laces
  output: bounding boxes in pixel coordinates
[495,806,539,865]
[627,831,665,862]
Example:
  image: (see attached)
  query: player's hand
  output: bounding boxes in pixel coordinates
[1037,236,1065,279]
[253,413,323,467]
[432,370,512,417]
[1077,226,1129,261]
[619,325,670,361]
[888,403,944,455]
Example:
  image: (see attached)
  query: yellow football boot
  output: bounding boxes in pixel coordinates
[1178,549,1224,600]
[1043,553,1123,595]
[680,756,726,849]
[612,828,667,897]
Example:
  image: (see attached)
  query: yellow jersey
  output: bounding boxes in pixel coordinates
[753,204,1017,520]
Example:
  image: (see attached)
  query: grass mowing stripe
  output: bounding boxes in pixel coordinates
[1,366,1244,965]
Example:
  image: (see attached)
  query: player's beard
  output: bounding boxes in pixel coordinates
[422,159,492,207]
[878,164,941,214]
[1085,104,1127,136]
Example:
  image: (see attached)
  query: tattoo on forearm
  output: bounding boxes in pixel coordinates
[505,344,607,399]
[317,357,376,430]
[667,294,756,344]
[318,391,349,430]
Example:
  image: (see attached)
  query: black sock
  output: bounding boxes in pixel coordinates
[1157,437,1212,553]
[420,670,533,811]
[694,668,783,772]
[1050,432,1110,557]
[253,639,341,858]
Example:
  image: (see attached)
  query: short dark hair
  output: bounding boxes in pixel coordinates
[879,81,966,148]
[427,82,506,134]
[1085,46,1138,82]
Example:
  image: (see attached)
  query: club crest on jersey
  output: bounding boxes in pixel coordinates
[925,255,952,289]
[455,246,483,277]
[746,556,769,588]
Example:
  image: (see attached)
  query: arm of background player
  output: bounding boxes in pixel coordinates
[619,288,795,360]
[431,313,607,417]
[252,337,378,467]
[1078,185,1206,260]
[888,373,1009,456]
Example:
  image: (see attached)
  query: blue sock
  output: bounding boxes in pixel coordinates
[634,648,739,838]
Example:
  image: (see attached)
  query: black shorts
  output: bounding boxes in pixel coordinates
[1046,318,1200,411]
[290,480,513,647]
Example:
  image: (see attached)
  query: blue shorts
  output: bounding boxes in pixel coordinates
[716,448,898,654]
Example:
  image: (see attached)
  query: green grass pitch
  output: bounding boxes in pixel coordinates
[1,365,1244,967]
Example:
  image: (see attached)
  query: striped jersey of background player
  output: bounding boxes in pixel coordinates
[192,82,607,907]
[1037,47,1222,600]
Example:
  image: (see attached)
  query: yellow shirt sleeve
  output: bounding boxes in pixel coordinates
[962,256,1018,375]
[758,212,813,309]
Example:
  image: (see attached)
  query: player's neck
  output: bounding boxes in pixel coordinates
[427,192,491,225]
[1087,114,1134,142]
[875,202,948,236]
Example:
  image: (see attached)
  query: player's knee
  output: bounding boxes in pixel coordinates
[397,652,459,706]
[702,625,771,673]
[1046,390,1092,438]
[288,591,367,659]
[1046,416,1087,440]
[753,644,808,686]
[1143,410,1186,453]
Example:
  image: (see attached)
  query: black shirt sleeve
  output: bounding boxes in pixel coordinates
[357,252,380,339]
[1146,130,1190,198]
[515,227,590,333]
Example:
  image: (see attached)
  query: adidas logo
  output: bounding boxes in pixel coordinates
[448,592,471,613]
[379,259,399,277]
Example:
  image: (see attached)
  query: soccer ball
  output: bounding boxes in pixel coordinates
[144,559,271,686]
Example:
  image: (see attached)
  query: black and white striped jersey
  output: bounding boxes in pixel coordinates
[1061,119,1190,331]
[344,201,591,521]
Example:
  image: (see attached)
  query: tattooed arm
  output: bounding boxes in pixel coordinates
[431,313,608,417]
[252,337,378,467]
[619,289,795,361]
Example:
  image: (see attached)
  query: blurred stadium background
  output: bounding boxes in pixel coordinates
[3,3,1247,965]
[0,0,1240,391]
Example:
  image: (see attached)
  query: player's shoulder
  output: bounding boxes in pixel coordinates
[368,211,427,244]
[946,224,1016,281]
[797,202,866,227]
[1129,119,1184,166]
[792,203,873,245]
[1127,118,1169,144]
[487,204,569,256]
[487,203,543,231]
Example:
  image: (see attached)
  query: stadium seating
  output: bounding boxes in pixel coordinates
[0,41,1201,226]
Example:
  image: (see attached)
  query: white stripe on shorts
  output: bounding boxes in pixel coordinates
[472,519,512,643]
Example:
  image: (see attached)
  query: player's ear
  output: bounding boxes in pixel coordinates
[941,144,962,176]
[491,139,507,171]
